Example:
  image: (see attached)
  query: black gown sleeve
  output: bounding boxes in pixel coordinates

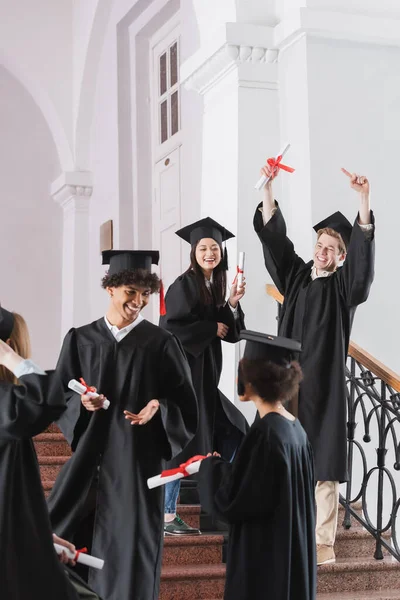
[198,426,278,523]
[54,328,91,450]
[253,201,306,296]
[217,302,245,344]
[0,371,66,440]
[160,275,218,357]
[337,212,375,307]
[157,335,198,461]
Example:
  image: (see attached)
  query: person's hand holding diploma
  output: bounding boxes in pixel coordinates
[52,534,77,566]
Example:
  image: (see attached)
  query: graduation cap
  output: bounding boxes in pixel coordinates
[0,305,14,342]
[313,211,352,248]
[175,217,235,270]
[102,250,166,315]
[102,250,160,276]
[240,330,301,365]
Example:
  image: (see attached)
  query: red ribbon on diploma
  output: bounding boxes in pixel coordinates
[79,378,96,393]
[160,455,207,478]
[74,547,88,561]
[232,265,244,285]
[267,154,295,175]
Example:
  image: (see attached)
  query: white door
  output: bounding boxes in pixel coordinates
[153,146,183,298]
[150,18,182,322]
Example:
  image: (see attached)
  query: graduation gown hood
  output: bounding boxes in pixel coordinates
[254,203,375,481]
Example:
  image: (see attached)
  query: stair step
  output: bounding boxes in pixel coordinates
[163,534,224,566]
[46,423,61,433]
[177,505,201,530]
[160,564,225,600]
[335,527,391,558]
[317,590,400,599]
[39,456,70,480]
[317,557,400,594]
[34,433,72,457]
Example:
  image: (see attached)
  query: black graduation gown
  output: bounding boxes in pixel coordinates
[0,372,80,600]
[254,203,375,481]
[159,270,248,463]
[198,413,316,600]
[47,318,198,600]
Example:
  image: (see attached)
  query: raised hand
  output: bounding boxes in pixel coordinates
[341,168,370,195]
[124,399,160,426]
[229,276,246,308]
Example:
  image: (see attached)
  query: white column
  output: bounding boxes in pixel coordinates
[51,171,93,337]
[182,23,282,421]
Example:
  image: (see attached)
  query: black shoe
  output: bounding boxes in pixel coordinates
[164,515,201,536]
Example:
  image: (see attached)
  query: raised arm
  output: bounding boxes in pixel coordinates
[338,169,375,306]
[254,164,306,295]
[0,340,66,439]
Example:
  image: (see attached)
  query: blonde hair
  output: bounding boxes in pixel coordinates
[317,227,346,255]
[0,313,31,384]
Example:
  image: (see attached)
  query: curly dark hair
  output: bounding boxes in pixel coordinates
[101,269,161,293]
[238,358,303,403]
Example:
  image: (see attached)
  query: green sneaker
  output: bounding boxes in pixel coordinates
[164,515,201,536]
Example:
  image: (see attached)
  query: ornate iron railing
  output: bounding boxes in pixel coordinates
[342,349,400,561]
[266,283,400,561]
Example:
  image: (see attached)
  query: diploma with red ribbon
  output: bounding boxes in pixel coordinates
[67,378,110,410]
[255,143,295,190]
[147,455,207,489]
[236,252,245,288]
[53,543,105,570]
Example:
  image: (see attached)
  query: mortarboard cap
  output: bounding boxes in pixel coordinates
[102,250,160,276]
[313,211,352,248]
[175,217,235,246]
[0,305,14,342]
[240,330,301,366]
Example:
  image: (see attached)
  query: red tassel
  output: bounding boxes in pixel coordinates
[159,280,166,316]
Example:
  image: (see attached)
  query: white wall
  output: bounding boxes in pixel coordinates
[0,66,62,368]
[306,36,400,371]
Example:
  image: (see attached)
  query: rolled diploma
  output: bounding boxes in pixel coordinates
[67,379,110,410]
[237,252,245,288]
[147,459,203,490]
[254,143,291,190]
[54,543,104,570]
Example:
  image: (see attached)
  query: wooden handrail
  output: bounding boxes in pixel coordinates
[266,284,400,392]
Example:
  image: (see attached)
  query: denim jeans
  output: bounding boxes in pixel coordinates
[164,479,181,514]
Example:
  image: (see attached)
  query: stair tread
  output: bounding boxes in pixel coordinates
[164,534,224,547]
[38,456,70,464]
[34,433,66,441]
[336,527,391,539]
[317,590,400,599]
[318,556,400,572]
[162,563,226,579]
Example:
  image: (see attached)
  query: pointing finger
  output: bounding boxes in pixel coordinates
[341,168,352,178]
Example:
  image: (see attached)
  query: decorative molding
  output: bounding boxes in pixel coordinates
[183,43,279,95]
[52,184,93,211]
[51,171,93,210]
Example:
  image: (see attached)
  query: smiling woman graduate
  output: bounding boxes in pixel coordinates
[47,250,198,600]
[159,217,249,535]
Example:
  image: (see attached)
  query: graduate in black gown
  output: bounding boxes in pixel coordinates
[47,251,198,600]
[254,164,375,565]
[0,307,101,600]
[159,217,249,535]
[198,330,316,600]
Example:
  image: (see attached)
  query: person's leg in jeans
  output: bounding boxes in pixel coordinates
[164,479,200,535]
